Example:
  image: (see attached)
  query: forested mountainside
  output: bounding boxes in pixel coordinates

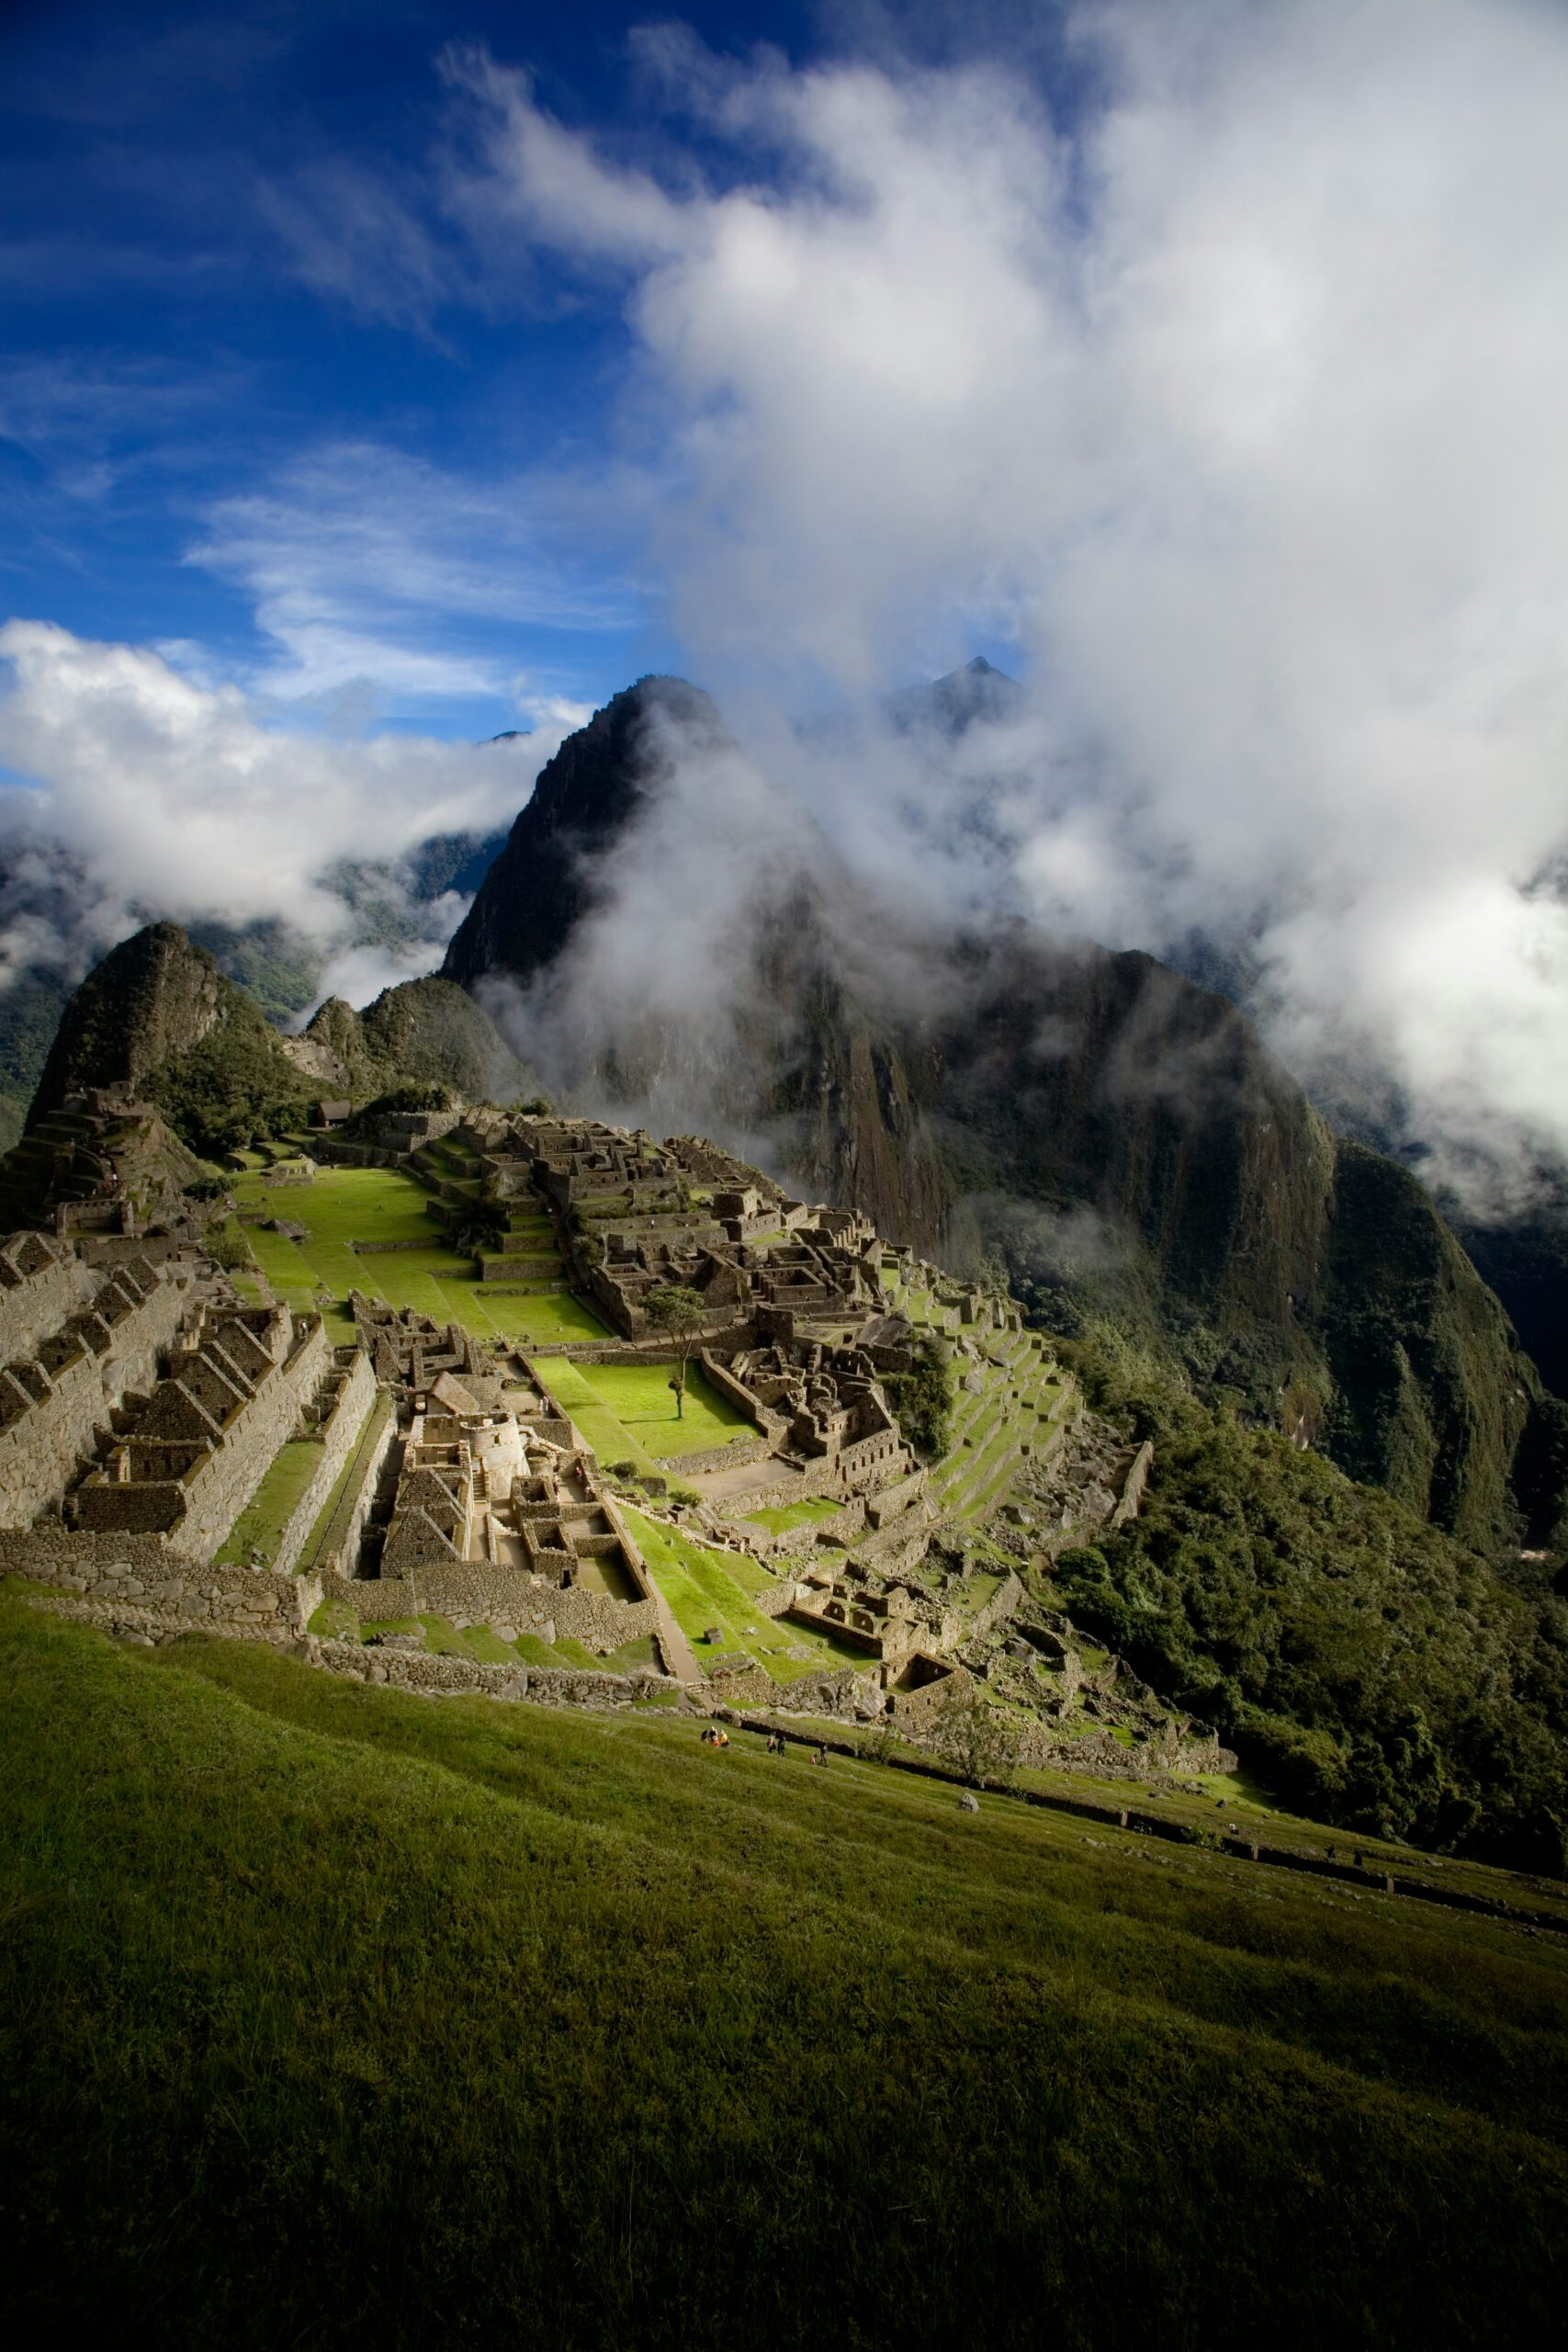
[0,823,508,1151]
[8,922,523,1173]
[443,676,1568,1558]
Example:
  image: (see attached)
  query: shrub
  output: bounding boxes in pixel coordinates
[931,1680,1021,1787]
[884,1337,954,1461]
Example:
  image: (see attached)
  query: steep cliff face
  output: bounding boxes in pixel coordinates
[443,677,723,990]
[1315,1142,1558,1551]
[440,673,1563,1552]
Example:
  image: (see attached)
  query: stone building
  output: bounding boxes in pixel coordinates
[714,1335,915,1490]
[784,1559,932,1668]
[0,1235,195,1529]
[71,1301,330,1555]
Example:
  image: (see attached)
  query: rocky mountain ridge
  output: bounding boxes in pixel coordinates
[443,673,1568,1560]
[0,925,527,1219]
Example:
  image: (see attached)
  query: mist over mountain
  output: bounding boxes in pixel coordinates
[445,668,1568,1558]
[6,8,1568,2334]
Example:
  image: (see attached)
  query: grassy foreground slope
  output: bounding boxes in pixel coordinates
[2,1602,1564,2350]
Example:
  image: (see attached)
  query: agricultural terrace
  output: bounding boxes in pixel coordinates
[620,1505,871,1682]
[744,1494,847,1536]
[220,1165,609,1348]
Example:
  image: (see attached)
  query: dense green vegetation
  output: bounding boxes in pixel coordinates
[1054,1337,1568,1871]
[1,1600,1562,2348]
[882,1332,955,1460]
[145,995,314,1154]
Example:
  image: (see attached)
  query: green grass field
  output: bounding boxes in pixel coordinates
[572,1358,758,1458]
[1,1599,1562,2348]
[227,1167,610,1347]
[743,1494,846,1535]
[212,1439,321,1566]
[533,1357,758,1472]
[623,1505,912,1682]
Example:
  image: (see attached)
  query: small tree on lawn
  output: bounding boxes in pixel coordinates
[933,1679,1021,1789]
[642,1283,706,1419]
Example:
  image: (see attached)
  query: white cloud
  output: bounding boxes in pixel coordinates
[187,441,637,707]
[0,617,558,978]
[449,0,1568,1185]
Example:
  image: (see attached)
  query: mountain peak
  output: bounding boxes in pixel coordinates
[26,922,225,1125]
[442,676,729,992]
[888,656,1024,738]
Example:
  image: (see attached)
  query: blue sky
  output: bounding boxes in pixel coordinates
[0,0,1055,741]
[5,0,1568,1185]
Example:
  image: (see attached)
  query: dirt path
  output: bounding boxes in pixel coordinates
[652,1598,705,1685]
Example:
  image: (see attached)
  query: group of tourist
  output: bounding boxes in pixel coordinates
[699,1726,832,1767]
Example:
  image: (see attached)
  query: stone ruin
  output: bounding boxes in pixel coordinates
[0,1231,197,1529]
[715,1334,914,1490]
[0,1117,1189,1772]
[350,1300,666,1663]
[71,1300,331,1554]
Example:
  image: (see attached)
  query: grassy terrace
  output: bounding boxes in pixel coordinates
[1,1600,1562,2347]
[576,1359,757,1457]
[535,1356,760,1471]
[621,1505,869,1681]
[224,1165,610,1348]
[212,1440,321,1566]
[744,1494,846,1535]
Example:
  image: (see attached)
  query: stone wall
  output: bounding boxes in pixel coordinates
[886,1658,973,1734]
[865,1468,927,1529]
[1,1526,180,1573]
[742,1496,868,1558]
[0,1261,190,1530]
[698,1349,789,1432]
[273,1349,378,1574]
[109,1317,331,1557]
[970,1569,1023,1642]
[666,1432,774,1478]
[1111,1440,1155,1530]
[760,1664,885,1722]
[322,1559,660,1655]
[716,1436,915,1521]
[0,1233,92,1365]
[310,1636,671,1708]
[2,1533,317,1641]
[75,1314,330,1553]
[701,1662,776,1709]
[300,1391,398,1577]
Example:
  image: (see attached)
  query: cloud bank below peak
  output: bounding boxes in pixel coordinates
[0,617,562,997]
[438,0,1568,1194]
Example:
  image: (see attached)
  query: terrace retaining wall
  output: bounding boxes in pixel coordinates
[273,1351,378,1574]
[321,1562,660,1653]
